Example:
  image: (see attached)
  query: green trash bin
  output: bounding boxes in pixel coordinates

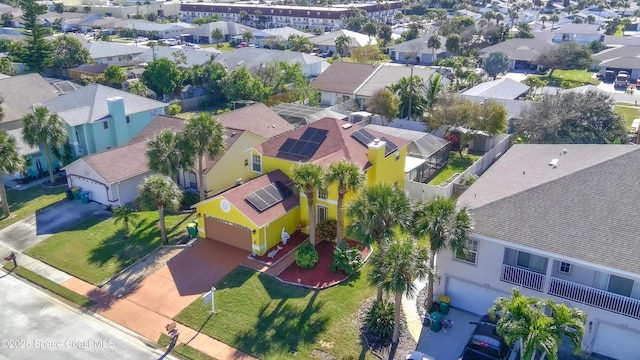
[430,311,443,332]
[186,223,197,238]
[80,191,90,204]
[439,295,451,315]
[72,187,81,200]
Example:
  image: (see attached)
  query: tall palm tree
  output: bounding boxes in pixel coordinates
[239,10,248,25]
[495,12,505,25]
[137,175,183,244]
[128,80,148,97]
[0,130,24,218]
[291,162,325,247]
[389,75,425,120]
[426,34,441,63]
[21,106,67,185]
[546,300,586,357]
[211,28,224,48]
[423,73,443,115]
[146,130,194,183]
[112,205,140,236]
[183,113,226,200]
[242,31,254,44]
[550,14,560,30]
[346,183,412,301]
[335,34,351,56]
[368,230,430,344]
[144,0,151,14]
[539,15,548,28]
[325,160,364,246]
[412,196,471,306]
[587,14,596,24]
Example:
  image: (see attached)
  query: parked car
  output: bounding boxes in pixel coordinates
[183,42,200,49]
[458,315,513,360]
[160,38,179,46]
[134,36,149,43]
[236,41,248,48]
[407,351,435,360]
[604,70,615,82]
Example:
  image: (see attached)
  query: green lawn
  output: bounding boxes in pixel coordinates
[0,186,66,230]
[158,334,216,360]
[429,153,481,186]
[25,211,194,285]
[614,105,639,130]
[533,70,600,87]
[174,266,377,360]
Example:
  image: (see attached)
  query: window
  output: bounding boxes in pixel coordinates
[317,205,328,222]
[516,251,546,273]
[455,238,478,264]
[395,151,400,160]
[188,172,197,189]
[103,121,109,129]
[126,116,130,124]
[318,190,327,200]
[608,275,634,297]
[559,262,571,274]
[244,159,249,166]
[251,153,261,172]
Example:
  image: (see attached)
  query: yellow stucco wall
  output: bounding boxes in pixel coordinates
[205,132,265,196]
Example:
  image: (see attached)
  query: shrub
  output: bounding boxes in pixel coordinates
[181,191,200,209]
[460,174,478,186]
[364,300,394,344]
[330,242,363,275]
[295,243,319,269]
[316,219,337,242]
[167,104,182,115]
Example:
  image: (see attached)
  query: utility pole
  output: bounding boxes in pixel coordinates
[407,64,414,121]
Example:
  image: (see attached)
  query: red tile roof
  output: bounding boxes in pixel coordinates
[82,140,150,183]
[216,103,294,139]
[311,62,379,94]
[257,117,410,170]
[219,170,299,227]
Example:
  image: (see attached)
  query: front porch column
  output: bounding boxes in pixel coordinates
[543,258,555,294]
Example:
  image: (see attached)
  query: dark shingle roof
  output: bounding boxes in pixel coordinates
[311,62,378,94]
[0,74,59,129]
[479,38,555,62]
[458,144,640,274]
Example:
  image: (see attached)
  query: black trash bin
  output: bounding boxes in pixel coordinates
[65,189,73,200]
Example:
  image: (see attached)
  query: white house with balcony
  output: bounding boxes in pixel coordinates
[434,144,640,360]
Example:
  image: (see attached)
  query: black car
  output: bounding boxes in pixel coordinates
[458,315,512,360]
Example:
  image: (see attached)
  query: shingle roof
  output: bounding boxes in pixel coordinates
[462,78,530,100]
[42,84,166,127]
[460,95,531,120]
[133,46,219,67]
[556,23,601,35]
[215,103,294,139]
[479,38,555,62]
[81,140,150,183]
[311,62,378,94]
[309,29,376,47]
[0,74,59,129]
[386,34,447,53]
[5,128,38,156]
[216,169,299,227]
[458,144,640,274]
[356,64,447,98]
[129,115,186,143]
[212,47,325,72]
[257,117,410,169]
[82,41,146,60]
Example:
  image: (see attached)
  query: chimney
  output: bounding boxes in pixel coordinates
[367,138,386,182]
[107,96,127,147]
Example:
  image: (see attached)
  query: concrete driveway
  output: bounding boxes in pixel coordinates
[415,308,478,360]
[0,200,111,252]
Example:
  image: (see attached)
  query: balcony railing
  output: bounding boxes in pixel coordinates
[500,264,545,292]
[549,277,640,320]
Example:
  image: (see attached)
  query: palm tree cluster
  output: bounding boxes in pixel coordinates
[490,288,586,360]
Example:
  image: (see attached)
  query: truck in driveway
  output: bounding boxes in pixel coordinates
[614,71,630,88]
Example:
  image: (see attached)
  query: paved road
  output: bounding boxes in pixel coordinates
[0,274,172,360]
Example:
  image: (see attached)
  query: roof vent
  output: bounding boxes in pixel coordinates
[549,159,559,168]
[341,123,353,129]
[231,131,237,137]
[374,138,380,145]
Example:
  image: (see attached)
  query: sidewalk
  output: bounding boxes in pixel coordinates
[403,279,427,343]
[0,238,256,360]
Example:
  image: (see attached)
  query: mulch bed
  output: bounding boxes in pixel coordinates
[277,239,371,289]
[358,298,418,360]
[249,230,307,265]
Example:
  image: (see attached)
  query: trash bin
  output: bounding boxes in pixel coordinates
[71,187,81,200]
[439,295,451,315]
[65,189,73,200]
[80,191,90,204]
[186,223,197,238]
[430,311,443,332]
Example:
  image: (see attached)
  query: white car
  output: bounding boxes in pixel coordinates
[134,36,149,43]
[183,43,200,49]
[160,38,179,46]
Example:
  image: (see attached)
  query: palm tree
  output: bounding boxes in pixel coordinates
[587,14,596,24]
[136,1,141,16]
[239,10,248,25]
[540,15,548,28]
[211,28,224,48]
[423,73,443,115]
[325,160,364,246]
[146,130,194,183]
[128,80,148,97]
[427,34,441,63]
[335,34,351,56]
[346,183,412,301]
[550,14,559,30]
[144,0,151,15]
[389,75,425,119]
[137,175,183,244]
[369,230,430,344]
[183,113,226,200]
[495,12,505,25]
[546,300,586,357]
[412,196,471,306]
[0,130,24,218]
[21,106,67,185]
[242,31,254,44]
[291,162,325,247]
[112,205,140,236]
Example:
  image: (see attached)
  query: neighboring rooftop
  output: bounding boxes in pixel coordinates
[271,103,348,128]
[311,62,378,95]
[462,78,530,100]
[458,144,640,275]
[80,140,150,183]
[0,73,59,130]
[215,103,294,139]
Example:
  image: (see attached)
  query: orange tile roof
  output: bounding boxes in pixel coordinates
[219,170,299,227]
[257,117,410,170]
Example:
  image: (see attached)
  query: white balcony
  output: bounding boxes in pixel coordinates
[500,264,545,292]
[549,277,640,320]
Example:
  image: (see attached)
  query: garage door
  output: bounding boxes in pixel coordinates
[592,322,640,359]
[205,217,252,252]
[70,177,108,205]
[446,278,504,316]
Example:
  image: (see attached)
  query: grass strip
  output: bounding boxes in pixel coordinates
[157,334,217,360]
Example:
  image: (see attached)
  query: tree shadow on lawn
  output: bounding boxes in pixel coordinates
[87,218,159,269]
[233,290,329,358]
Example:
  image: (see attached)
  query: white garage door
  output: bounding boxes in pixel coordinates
[445,278,504,316]
[593,322,640,360]
[70,177,108,205]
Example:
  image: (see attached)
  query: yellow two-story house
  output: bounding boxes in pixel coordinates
[194,117,409,255]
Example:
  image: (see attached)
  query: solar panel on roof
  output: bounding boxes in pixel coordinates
[351,129,376,147]
[245,181,292,212]
[264,183,284,201]
[256,188,277,203]
[279,138,296,153]
[300,128,317,141]
[246,193,270,212]
[299,142,319,158]
[309,129,328,143]
[381,137,398,156]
